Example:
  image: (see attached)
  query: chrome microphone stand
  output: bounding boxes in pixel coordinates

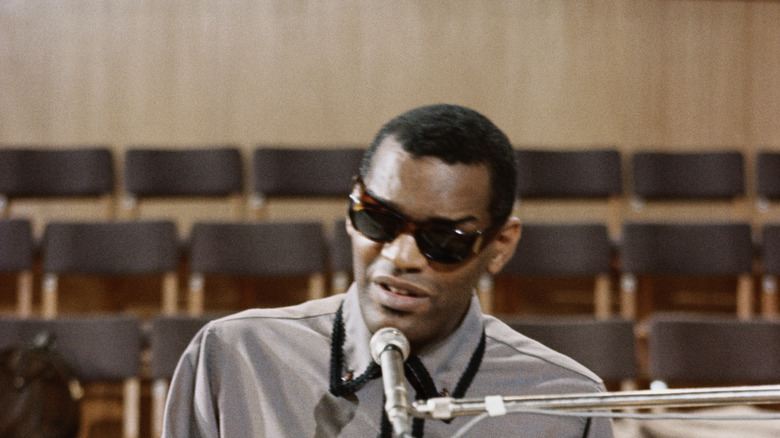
[411,384,780,420]
[404,384,780,438]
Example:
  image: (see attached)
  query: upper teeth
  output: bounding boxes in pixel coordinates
[388,285,412,296]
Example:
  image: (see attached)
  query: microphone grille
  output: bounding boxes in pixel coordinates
[369,327,411,363]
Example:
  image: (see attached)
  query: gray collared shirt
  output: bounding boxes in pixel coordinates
[163,286,613,437]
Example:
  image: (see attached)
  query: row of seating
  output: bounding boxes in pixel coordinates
[484,221,777,320]
[3,146,780,222]
[0,146,364,219]
[0,218,336,318]
[518,149,778,212]
[505,314,780,389]
[5,216,780,321]
[2,313,777,437]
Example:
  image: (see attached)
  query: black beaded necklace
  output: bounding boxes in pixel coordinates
[328,304,487,438]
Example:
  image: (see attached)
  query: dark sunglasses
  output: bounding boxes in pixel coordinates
[348,176,499,264]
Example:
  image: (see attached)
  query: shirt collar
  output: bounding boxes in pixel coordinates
[340,284,485,393]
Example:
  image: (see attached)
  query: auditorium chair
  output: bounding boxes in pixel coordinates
[0,314,144,438]
[0,218,34,316]
[40,220,180,317]
[514,148,623,238]
[619,222,754,321]
[148,314,216,437]
[488,222,613,317]
[185,221,328,315]
[647,314,780,388]
[627,150,747,223]
[122,146,245,231]
[0,146,115,227]
[504,316,638,391]
[758,224,780,317]
[250,146,364,220]
[639,314,780,438]
[755,151,780,225]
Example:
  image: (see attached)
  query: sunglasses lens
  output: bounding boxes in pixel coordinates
[349,205,399,242]
[415,229,475,264]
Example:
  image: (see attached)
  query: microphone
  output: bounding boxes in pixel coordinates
[370,327,412,438]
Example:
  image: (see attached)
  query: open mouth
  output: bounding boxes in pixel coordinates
[373,278,430,313]
[381,282,421,297]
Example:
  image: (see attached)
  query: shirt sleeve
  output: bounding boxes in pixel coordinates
[161,327,221,438]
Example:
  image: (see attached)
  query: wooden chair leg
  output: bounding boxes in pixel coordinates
[620,274,637,320]
[17,270,33,317]
[42,273,58,319]
[101,193,116,220]
[761,275,779,318]
[123,378,141,438]
[307,273,326,301]
[736,275,754,320]
[331,271,350,295]
[162,272,178,316]
[620,379,637,392]
[151,379,169,438]
[477,274,494,315]
[120,194,139,220]
[249,193,266,220]
[594,275,611,319]
[229,194,246,220]
[188,273,205,316]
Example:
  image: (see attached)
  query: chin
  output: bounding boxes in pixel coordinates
[367,307,414,333]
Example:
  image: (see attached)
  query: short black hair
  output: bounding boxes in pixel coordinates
[361,104,517,226]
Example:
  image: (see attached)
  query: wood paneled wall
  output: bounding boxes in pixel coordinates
[1,0,777,149]
[1,0,779,231]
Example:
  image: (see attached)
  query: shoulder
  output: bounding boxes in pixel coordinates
[196,295,345,347]
[482,315,604,387]
[213,294,344,324]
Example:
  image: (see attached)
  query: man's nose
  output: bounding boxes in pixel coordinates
[381,233,427,270]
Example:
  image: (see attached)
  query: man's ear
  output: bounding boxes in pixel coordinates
[486,217,521,275]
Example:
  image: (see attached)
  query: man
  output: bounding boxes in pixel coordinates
[163,104,613,437]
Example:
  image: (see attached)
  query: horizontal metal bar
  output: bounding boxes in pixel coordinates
[411,385,780,420]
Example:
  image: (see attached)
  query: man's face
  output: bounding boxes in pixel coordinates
[347,136,517,354]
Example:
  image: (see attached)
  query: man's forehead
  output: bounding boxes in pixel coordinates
[365,138,492,224]
[365,137,409,184]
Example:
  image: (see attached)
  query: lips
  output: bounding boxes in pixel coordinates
[372,275,431,312]
[384,283,418,297]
